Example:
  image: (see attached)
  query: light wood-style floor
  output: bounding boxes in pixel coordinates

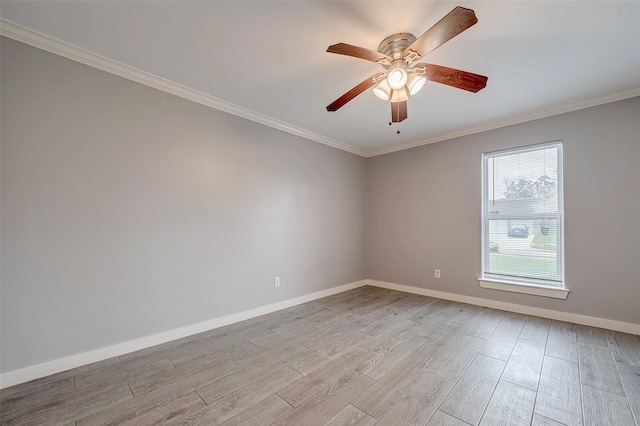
[2,286,639,425]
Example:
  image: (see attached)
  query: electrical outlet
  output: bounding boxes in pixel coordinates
[434,269,441,278]
[274,276,280,288]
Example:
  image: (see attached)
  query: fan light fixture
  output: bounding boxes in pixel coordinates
[373,79,392,101]
[406,73,427,96]
[373,52,425,106]
[374,68,426,101]
[387,63,408,89]
[391,87,409,103]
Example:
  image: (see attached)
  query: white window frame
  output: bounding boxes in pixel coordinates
[479,141,568,299]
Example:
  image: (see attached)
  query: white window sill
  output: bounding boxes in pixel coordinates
[478,278,569,299]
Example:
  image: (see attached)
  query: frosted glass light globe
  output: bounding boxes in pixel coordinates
[387,68,407,90]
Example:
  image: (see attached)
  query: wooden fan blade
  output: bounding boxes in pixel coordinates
[403,7,478,62]
[326,73,385,112]
[327,43,392,64]
[415,63,487,93]
[391,101,408,123]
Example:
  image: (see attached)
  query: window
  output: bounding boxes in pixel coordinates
[481,142,566,296]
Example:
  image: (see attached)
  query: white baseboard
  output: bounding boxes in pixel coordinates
[5,278,637,389]
[366,279,640,336]
[0,280,367,389]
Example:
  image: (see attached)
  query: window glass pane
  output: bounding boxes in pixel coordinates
[487,218,561,282]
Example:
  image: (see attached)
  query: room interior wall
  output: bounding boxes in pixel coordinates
[366,96,640,326]
[0,37,367,374]
[2,34,639,383]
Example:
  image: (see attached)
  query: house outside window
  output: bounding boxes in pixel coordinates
[480,142,566,296]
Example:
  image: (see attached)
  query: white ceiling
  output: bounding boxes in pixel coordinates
[2,1,640,157]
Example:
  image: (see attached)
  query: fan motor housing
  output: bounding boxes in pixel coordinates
[378,33,417,60]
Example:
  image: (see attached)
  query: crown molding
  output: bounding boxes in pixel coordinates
[0,19,367,157]
[2,19,638,159]
[365,86,640,157]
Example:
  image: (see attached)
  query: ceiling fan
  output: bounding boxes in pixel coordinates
[326,6,488,123]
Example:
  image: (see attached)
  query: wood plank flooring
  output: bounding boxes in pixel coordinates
[2,286,639,425]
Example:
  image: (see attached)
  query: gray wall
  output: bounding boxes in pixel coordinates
[367,96,640,325]
[0,38,367,373]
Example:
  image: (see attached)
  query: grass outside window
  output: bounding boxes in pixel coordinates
[489,252,557,280]
[530,232,557,250]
